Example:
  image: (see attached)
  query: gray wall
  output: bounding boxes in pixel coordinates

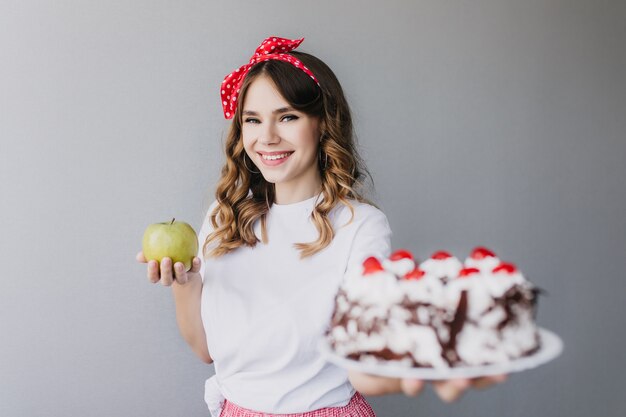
[1,0,624,416]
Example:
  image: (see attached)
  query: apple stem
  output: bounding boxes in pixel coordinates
[170,218,175,225]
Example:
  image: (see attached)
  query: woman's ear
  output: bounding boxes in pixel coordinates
[319,119,327,140]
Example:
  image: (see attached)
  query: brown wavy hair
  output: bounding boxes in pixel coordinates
[203,50,374,259]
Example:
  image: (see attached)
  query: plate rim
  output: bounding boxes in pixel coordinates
[319,327,563,380]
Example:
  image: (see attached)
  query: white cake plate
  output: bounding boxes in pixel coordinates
[318,327,563,380]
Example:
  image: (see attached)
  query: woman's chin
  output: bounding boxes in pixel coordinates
[257,172,280,184]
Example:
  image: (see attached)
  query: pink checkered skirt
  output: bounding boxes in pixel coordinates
[218,391,376,417]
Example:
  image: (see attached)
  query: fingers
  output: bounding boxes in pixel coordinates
[347,372,506,401]
[173,257,202,285]
[143,255,200,286]
[160,258,175,286]
[136,251,147,263]
[147,260,160,284]
[400,379,425,396]
[471,374,508,390]
[433,378,471,403]
[432,374,508,403]
[173,261,188,285]
[189,257,201,273]
[347,371,426,397]
[347,370,401,395]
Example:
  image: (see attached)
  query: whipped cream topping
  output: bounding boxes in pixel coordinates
[463,254,501,273]
[342,269,403,307]
[419,256,463,279]
[399,275,446,305]
[327,247,540,369]
[382,258,416,277]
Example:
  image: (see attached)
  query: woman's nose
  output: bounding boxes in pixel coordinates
[258,122,280,145]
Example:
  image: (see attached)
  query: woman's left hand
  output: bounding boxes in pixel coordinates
[348,370,508,402]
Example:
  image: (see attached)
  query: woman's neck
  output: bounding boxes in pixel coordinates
[273,176,322,205]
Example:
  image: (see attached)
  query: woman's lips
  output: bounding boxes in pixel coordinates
[257,151,293,166]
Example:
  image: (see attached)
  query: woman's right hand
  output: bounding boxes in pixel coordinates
[348,370,508,402]
[136,251,202,286]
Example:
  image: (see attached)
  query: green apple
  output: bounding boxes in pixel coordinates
[142,218,198,271]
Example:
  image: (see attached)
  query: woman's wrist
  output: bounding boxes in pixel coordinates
[172,272,202,291]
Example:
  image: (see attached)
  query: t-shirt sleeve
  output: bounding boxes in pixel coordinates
[197,200,219,282]
[344,206,393,277]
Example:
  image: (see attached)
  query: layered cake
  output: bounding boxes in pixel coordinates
[326,247,541,368]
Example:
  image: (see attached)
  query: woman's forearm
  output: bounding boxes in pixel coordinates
[171,275,213,364]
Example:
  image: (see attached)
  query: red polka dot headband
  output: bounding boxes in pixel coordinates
[220,36,320,119]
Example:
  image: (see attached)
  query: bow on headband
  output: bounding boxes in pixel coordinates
[220,36,320,119]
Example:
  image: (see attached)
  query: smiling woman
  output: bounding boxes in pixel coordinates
[205,44,372,259]
[241,75,322,202]
[137,36,508,417]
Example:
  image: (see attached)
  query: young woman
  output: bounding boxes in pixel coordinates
[137,36,506,417]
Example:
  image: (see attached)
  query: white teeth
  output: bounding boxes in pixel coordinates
[261,152,291,161]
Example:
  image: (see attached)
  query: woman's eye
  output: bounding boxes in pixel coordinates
[244,115,298,124]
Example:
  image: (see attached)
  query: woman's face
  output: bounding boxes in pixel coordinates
[241,75,322,198]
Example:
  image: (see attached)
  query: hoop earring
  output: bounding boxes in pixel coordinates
[243,153,260,174]
[318,147,328,170]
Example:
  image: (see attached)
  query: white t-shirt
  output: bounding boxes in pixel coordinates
[197,193,392,417]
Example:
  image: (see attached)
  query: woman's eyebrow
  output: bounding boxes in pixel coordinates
[242,107,295,116]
